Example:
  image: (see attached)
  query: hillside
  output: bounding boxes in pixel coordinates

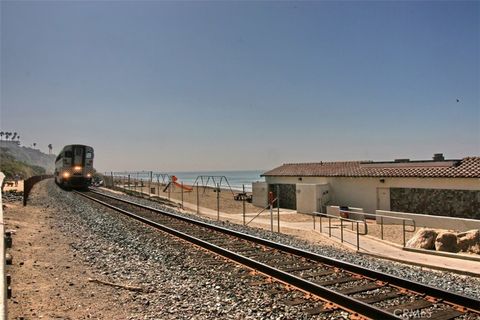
[0,151,46,179]
[0,141,56,175]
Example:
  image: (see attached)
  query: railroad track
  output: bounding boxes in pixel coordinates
[74,189,480,320]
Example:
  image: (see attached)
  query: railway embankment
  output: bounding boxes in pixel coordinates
[3,179,480,318]
[5,180,348,318]
[92,186,480,300]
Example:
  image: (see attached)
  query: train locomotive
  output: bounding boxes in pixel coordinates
[55,144,94,189]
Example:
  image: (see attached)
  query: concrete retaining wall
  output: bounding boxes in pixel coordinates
[376,209,480,231]
[326,205,364,220]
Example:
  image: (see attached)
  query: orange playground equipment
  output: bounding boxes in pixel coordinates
[164,175,193,192]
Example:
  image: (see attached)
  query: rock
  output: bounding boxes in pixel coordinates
[469,244,480,255]
[435,232,459,253]
[406,228,438,250]
[457,229,480,253]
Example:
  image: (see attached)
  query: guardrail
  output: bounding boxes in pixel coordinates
[313,212,368,250]
[377,213,416,247]
[313,210,416,248]
[336,210,417,246]
[23,175,53,206]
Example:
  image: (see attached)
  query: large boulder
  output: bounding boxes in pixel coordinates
[406,228,438,250]
[469,244,480,254]
[435,231,459,253]
[457,229,480,253]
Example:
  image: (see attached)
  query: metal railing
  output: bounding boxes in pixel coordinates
[106,172,257,228]
[341,210,416,247]
[376,214,416,247]
[313,210,416,248]
[313,212,368,251]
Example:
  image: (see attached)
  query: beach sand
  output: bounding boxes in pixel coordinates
[117,180,259,215]
[109,178,349,251]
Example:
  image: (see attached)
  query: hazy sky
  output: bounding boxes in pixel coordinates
[1,1,479,172]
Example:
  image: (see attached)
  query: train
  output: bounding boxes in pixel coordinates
[54,144,94,189]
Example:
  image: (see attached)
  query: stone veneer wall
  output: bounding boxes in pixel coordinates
[268,184,297,210]
[390,188,480,220]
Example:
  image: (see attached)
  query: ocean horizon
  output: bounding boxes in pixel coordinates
[113,170,265,192]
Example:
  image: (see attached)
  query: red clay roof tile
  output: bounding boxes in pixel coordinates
[262,157,480,178]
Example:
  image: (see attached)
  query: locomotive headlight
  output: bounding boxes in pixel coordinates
[63,172,70,178]
[86,173,92,178]
[74,166,82,171]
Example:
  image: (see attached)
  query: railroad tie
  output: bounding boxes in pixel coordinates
[281,297,308,306]
[359,291,402,304]
[385,299,433,313]
[338,283,382,295]
[427,309,464,320]
[314,276,357,286]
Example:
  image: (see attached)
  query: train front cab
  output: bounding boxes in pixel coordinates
[55,145,94,189]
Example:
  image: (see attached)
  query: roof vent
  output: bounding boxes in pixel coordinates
[394,158,410,163]
[433,153,445,161]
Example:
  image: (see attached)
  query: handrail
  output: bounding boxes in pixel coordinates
[313,212,368,251]
[314,212,369,228]
[315,210,417,247]
[339,210,416,227]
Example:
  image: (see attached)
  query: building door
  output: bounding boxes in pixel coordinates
[377,188,390,211]
[269,184,296,210]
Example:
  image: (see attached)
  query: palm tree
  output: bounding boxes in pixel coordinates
[0,132,4,141]
[33,142,37,149]
[5,132,11,141]
[48,144,53,154]
[11,132,17,141]
[16,135,21,145]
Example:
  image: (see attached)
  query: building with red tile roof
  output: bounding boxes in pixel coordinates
[253,155,480,219]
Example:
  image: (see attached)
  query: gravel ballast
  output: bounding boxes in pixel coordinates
[44,180,352,319]
[13,180,478,319]
[91,186,480,300]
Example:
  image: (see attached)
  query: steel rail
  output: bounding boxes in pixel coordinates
[79,190,480,314]
[76,190,396,319]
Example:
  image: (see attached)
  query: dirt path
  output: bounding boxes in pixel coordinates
[4,183,140,319]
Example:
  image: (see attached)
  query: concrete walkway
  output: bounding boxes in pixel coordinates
[109,188,480,277]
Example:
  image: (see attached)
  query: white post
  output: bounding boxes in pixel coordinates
[0,172,7,319]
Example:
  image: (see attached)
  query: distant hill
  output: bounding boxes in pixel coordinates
[0,141,56,177]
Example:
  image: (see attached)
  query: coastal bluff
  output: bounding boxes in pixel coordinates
[0,141,56,174]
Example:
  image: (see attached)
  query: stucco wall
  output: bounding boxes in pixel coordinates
[264,176,479,217]
[252,182,268,208]
[296,184,330,214]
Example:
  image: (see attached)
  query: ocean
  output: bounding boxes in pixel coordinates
[116,170,265,192]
